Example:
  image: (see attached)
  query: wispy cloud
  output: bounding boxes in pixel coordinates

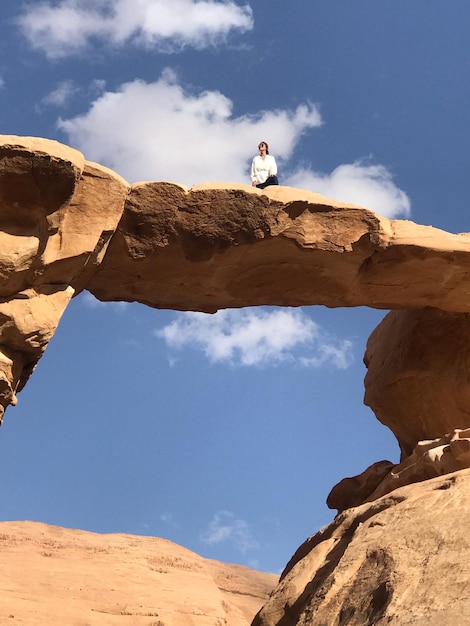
[17,0,254,59]
[154,307,354,369]
[200,510,259,553]
[160,512,180,528]
[42,80,78,107]
[286,160,411,218]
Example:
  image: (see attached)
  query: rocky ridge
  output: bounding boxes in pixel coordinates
[2,134,470,624]
[0,520,277,625]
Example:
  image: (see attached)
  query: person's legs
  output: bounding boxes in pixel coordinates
[256,175,279,189]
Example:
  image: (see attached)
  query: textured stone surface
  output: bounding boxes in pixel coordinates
[0,285,74,418]
[327,460,395,511]
[0,521,277,625]
[364,307,470,456]
[252,469,470,626]
[6,134,470,625]
[4,136,470,426]
[87,181,470,314]
[0,135,129,419]
[327,429,470,511]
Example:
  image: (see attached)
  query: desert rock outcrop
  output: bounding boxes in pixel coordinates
[4,135,470,491]
[327,428,470,511]
[364,307,470,456]
[0,135,128,419]
[87,180,470,314]
[253,469,470,626]
[5,134,470,624]
[0,521,276,625]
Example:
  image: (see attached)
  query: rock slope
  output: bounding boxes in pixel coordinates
[252,469,470,626]
[0,521,277,625]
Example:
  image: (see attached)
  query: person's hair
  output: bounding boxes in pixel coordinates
[258,141,269,154]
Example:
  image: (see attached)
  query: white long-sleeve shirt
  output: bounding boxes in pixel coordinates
[251,154,277,184]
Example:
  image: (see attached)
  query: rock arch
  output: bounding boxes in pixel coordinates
[2,134,470,508]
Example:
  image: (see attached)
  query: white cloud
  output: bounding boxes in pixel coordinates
[201,510,259,553]
[18,0,254,59]
[154,307,354,369]
[57,69,322,185]
[56,71,409,217]
[42,80,78,107]
[286,160,411,219]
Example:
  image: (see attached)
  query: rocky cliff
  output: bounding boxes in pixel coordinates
[253,469,470,626]
[2,134,470,624]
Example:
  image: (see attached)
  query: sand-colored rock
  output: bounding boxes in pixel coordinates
[5,135,470,425]
[326,460,395,511]
[0,521,277,625]
[0,285,74,418]
[0,135,129,418]
[253,469,470,626]
[6,135,470,624]
[328,428,470,511]
[87,181,470,314]
[364,307,470,456]
[368,428,470,501]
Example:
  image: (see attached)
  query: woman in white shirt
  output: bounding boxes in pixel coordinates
[251,141,279,189]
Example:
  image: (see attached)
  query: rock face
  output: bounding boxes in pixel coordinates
[327,428,470,511]
[5,134,470,624]
[364,307,470,456]
[0,135,128,419]
[4,135,470,491]
[0,521,276,625]
[87,180,470,314]
[4,135,470,428]
[252,469,470,626]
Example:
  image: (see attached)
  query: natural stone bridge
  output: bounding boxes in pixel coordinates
[5,134,470,625]
[3,133,470,508]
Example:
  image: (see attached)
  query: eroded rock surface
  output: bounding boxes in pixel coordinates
[0,135,129,418]
[328,428,470,511]
[4,135,470,430]
[6,135,470,624]
[364,307,470,456]
[253,469,470,626]
[87,181,470,314]
[0,521,276,625]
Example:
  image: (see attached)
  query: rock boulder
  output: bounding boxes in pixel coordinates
[364,307,470,456]
[253,469,470,626]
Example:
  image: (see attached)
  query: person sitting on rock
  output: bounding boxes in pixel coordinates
[251,141,279,189]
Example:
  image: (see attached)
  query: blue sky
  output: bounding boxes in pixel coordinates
[0,1,469,574]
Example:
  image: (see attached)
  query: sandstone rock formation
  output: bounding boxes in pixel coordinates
[0,520,276,625]
[5,134,470,444]
[364,307,470,456]
[253,469,470,626]
[5,134,470,624]
[87,180,470,314]
[327,428,470,511]
[0,135,128,421]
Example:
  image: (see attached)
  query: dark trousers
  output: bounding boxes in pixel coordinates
[256,175,279,189]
